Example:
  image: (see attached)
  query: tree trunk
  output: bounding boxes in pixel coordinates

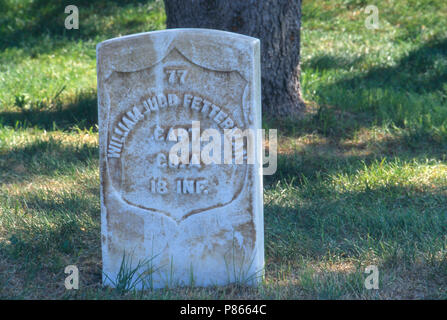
[163,0,305,118]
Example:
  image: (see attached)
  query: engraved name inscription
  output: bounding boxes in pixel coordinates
[107,92,236,159]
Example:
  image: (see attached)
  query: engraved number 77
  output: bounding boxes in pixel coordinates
[165,69,188,84]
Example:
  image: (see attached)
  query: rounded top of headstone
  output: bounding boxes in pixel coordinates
[96,28,261,83]
[97,28,260,51]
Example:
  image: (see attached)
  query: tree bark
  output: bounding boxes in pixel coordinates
[163,0,305,118]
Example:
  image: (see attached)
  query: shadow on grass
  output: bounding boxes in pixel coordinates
[264,183,447,263]
[0,90,97,131]
[0,189,100,273]
[302,36,447,135]
[264,132,447,188]
[333,36,447,95]
[0,136,98,185]
[265,37,447,187]
[0,0,163,51]
[302,53,365,71]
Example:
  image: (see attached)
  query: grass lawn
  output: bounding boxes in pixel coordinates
[0,0,446,299]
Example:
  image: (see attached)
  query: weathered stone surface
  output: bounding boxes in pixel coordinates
[97,29,263,288]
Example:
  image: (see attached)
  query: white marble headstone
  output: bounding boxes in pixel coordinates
[97,29,263,288]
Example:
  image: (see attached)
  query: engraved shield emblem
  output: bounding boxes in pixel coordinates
[104,48,248,222]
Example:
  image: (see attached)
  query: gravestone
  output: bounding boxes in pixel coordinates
[97,29,263,288]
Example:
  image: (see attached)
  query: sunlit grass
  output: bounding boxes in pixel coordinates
[0,0,446,298]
